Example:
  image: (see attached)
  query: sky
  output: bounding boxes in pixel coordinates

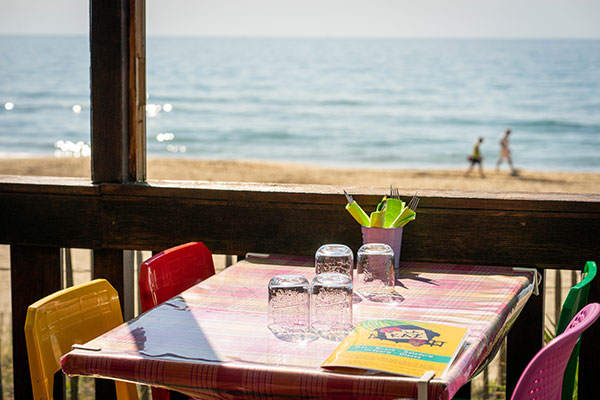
[0,0,599,38]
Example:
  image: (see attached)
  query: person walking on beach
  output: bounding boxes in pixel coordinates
[465,137,485,177]
[496,128,516,174]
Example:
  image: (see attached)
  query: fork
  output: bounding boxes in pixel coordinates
[389,186,401,199]
[408,195,420,212]
[390,186,420,211]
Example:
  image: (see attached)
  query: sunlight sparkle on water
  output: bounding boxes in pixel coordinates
[54,140,91,157]
[156,132,175,142]
[146,103,162,117]
[4,102,14,111]
[167,144,186,153]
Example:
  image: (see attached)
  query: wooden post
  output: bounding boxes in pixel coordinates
[91,249,125,400]
[122,250,135,320]
[65,249,79,400]
[554,269,561,328]
[454,382,471,399]
[92,249,126,320]
[64,248,73,288]
[506,269,545,397]
[89,0,145,393]
[90,0,146,183]
[11,245,62,400]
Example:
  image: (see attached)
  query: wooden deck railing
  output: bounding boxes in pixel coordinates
[2,175,599,399]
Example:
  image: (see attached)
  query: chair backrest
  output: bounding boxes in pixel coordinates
[24,279,138,400]
[139,242,215,400]
[556,261,597,334]
[555,261,596,400]
[139,241,215,312]
[511,302,600,400]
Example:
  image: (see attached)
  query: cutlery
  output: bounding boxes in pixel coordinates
[408,196,420,212]
[344,190,371,226]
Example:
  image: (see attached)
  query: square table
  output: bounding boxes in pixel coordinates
[61,254,536,399]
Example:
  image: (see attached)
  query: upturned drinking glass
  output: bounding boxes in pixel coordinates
[356,243,396,301]
[315,244,354,280]
[310,272,353,341]
[268,274,311,342]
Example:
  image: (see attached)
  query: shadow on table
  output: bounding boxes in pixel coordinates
[395,272,439,289]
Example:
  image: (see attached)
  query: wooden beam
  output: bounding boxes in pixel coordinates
[89,182,600,268]
[90,0,146,183]
[1,178,599,269]
[0,178,101,249]
[11,245,62,400]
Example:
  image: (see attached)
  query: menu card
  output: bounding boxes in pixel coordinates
[322,319,469,378]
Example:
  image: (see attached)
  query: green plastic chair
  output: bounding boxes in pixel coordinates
[555,261,597,400]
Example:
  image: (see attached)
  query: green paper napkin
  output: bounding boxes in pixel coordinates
[383,198,405,228]
[391,207,416,227]
[370,210,385,228]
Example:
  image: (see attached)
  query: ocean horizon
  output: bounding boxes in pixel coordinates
[1,35,599,172]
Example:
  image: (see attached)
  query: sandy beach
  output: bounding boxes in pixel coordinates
[0,156,599,194]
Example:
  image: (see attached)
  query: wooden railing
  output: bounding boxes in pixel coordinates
[2,175,599,399]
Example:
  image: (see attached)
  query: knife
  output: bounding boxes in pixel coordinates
[344,190,371,226]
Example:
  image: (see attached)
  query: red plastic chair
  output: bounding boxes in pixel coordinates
[139,242,215,400]
[140,242,215,311]
[511,302,600,400]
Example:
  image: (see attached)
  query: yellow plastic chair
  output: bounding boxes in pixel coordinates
[24,279,138,400]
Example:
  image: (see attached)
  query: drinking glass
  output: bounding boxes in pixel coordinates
[356,243,396,302]
[315,244,354,279]
[310,272,353,341]
[268,274,311,342]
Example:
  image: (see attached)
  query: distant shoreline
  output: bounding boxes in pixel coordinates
[1,157,599,194]
[2,33,599,40]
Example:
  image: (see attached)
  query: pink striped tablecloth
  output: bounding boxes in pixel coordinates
[61,254,535,399]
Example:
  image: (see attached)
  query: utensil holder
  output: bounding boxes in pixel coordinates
[361,226,403,270]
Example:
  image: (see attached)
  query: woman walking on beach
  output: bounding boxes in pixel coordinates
[496,128,516,174]
[465,137,485,177]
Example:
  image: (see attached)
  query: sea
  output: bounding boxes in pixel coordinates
[1,35,599,171]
